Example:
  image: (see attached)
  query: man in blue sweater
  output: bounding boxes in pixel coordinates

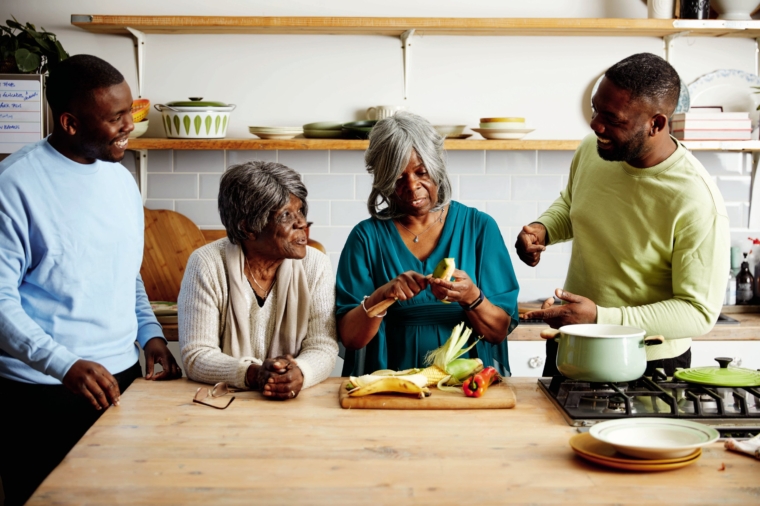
[0,55,182,505]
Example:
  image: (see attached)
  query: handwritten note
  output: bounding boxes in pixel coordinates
[0,77,43,154]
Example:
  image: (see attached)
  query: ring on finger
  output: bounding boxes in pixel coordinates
[290,390,296,398]
[443,295,449,301]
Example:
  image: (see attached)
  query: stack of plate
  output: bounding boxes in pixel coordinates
[569,418,719,472]
[473,117,534,140]
[303,122,344,139]
[341,120,377,140]
[248,126,303,140]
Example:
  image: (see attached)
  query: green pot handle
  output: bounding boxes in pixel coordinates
[644,335,664,346]
[540,328,560,340]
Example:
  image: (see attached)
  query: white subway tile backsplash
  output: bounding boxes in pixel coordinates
[302,174,354,199]
[537,151,573,174]
[307,200,330,228]
[144,200,175,211]
[328,252,341,274]
[716,176,751,202]
[459,200,486,212]
[517,278,566,302]
[279,150,329,174]
[311,226,352,253]
[175,200,222,228]
[512,176,563,201]
[726,203,748,229]
[509,249,537,280]
[146,150,173,173]
[199,174,221,199]
[356,174,374,201]
[227,150,277,166]
[147,174,198,199]
[445,151,485,174]
[535,252,571,279]
[486,201,539,228]
[121,152,136,173]
[331,201,370,227]
[459,175,510,200]
[485,151,536,175]
[330,151,366,173]
[693,151,745,175]
[174,150,225,173]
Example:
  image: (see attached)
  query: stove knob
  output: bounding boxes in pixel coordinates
[528,356,544,369]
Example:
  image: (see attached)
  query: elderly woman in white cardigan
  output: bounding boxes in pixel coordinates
[178,161,338,400]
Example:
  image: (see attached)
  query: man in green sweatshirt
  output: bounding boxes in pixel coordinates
[516,53,729,377]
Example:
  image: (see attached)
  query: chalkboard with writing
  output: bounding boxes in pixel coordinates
[0,74,47,154]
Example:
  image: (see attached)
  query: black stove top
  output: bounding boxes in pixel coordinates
[538,371,760,440]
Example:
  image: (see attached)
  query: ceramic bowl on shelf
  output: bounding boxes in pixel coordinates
[433,125,467,138]
[129,119,149,139]
[341,120,377,139]
[303,121,343,130]
[710,0,760,19]
[472,127,534,140]
[303,129,344,139]
[155,98,235,139]
[248,126,303,140]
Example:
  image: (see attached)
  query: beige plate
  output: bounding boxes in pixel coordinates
[569,432,701,465]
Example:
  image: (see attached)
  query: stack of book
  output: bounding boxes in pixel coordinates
[671,110,752,141]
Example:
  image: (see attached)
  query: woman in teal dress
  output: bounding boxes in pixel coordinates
[336,112,519,377]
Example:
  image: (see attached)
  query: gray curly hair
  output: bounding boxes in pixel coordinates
[218,161,308,245]
[365,111,452,220]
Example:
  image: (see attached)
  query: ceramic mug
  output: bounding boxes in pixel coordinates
[366,105,406,121]
[680,0,711,19]
[647,0,675,18]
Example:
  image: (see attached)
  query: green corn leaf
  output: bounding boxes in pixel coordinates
[183,115,191,135]
[194,115,201,135]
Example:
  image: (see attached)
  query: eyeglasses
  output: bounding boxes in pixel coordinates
[193,382,235,409]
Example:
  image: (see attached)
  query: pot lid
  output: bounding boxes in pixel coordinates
[166,97,229,107]
[673,357,760,387]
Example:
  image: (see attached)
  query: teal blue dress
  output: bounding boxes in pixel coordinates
[336,201,519,377]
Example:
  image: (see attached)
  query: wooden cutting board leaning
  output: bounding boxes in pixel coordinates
[338,379,516,409]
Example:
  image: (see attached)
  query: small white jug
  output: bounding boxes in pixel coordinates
[366,105,406,121]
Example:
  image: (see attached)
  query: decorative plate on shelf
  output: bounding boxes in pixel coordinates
[688,69,760,129]
[472,128,534,140]
[591,75,690,115]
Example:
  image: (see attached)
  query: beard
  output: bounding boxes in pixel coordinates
[597,127,648,163]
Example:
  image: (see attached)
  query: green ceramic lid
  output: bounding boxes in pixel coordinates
[674,357,760,387]
[167,97,229,107]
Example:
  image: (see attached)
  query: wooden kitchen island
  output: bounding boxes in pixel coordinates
[28,378,757,505]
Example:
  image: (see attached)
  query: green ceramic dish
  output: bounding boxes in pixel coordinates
[303,121,344,130]
[303,129,344,139]
[341,120,377,140]
[674,357,760,387]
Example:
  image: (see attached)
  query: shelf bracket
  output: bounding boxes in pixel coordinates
[756,38,760,76]
[132,149,148,203]
[400,29,415,100]
[126,27,146,98]
[663,32,690,64]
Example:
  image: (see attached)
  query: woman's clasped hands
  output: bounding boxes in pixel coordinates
[246,354,304,400]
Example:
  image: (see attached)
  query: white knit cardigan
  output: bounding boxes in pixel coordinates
[178,239,338,389]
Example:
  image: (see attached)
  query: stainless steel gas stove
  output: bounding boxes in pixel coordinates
[538,370,760,440]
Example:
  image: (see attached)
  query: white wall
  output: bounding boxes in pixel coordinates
[3,0,758,301]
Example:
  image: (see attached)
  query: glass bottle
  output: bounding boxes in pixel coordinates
[736,253,754,305]
[726,269,736,306]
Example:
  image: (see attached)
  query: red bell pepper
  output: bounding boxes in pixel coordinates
[463,366,498,397]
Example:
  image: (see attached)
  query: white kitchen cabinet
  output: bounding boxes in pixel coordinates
[690,340,760,370]
[507,341,548,377]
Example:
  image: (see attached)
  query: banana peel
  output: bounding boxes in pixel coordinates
[346,374,431,399]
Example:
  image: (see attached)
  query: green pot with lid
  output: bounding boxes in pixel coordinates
[674,357,760,387]
[154,97,236,139]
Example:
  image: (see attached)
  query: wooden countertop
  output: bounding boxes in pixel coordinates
[29,377,757,505]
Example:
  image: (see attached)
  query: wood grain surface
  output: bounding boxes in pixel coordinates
[140,208,207,302]
[27,377,759,505]
[338,379,516,409]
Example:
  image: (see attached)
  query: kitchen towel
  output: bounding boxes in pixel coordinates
[224,241,310,361]
[724,433,760,459]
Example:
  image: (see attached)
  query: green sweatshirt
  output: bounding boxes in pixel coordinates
[537,134,730,361]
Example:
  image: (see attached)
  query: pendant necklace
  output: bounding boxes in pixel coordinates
[245,255,275,298]
[396,208,445,243]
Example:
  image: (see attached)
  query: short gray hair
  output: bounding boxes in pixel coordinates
[218,161,308,245]
[365,111,452,220]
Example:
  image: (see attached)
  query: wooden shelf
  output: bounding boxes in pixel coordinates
[126,138,582,151]
[71,15,760,38]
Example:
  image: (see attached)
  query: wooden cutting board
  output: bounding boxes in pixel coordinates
[338,379,516,409]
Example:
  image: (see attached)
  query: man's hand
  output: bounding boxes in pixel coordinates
[62,359,121,410]
[522,288,597,328]
[144,337,182,380]
[515,223,547,267]
[247,354,304,400]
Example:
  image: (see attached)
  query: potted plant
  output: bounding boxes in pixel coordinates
[0,17,69,74]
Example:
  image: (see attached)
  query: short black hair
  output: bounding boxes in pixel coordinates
[45,54,125,116]
[605,53,681,116]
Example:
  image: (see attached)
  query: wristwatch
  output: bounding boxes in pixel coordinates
[460,289,484,312]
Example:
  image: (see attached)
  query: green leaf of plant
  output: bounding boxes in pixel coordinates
[14,47,39,73]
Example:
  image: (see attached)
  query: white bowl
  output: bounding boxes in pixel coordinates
[589,418,719,460]
[710,0,760,19]
[433,125,466,138]
[472,127,534,140]
[129,119,149,138]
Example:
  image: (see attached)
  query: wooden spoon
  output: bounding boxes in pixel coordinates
[366,297,398,317]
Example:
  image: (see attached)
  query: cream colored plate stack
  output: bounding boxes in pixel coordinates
[473,117,534,140]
